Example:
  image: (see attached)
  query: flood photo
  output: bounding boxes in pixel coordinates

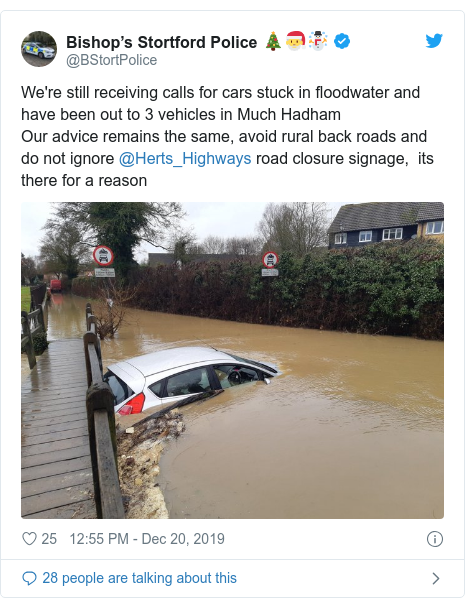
[21,201,444,519]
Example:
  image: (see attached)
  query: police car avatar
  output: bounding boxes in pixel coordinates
[22,41,55,59]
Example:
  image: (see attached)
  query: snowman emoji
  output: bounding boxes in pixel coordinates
[309,30,327,51]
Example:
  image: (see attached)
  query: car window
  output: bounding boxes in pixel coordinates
[227,353,276,375]
[166,367,211,397]
[214,365,260,389]
[104,371,134,405]
[148,380,163,398]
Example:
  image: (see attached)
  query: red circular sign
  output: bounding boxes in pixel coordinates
[93,245,115,267]
[262,251,279,268]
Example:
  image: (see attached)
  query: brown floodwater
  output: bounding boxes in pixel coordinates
[23,294,444,518]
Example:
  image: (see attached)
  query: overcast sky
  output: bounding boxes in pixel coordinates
[21,201,344,261]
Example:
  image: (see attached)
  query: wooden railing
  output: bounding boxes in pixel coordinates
[21,306,46,370]
[83,303,125,519]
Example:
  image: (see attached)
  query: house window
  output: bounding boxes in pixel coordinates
[382,227,403,240]
[335,233,347,245]
[426,220,444,234]
[359,230,372,243]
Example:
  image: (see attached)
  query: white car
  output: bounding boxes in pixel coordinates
[22,42,55,59]
[104,346,279,415]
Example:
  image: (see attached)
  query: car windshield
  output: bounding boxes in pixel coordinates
[227,353,276,374]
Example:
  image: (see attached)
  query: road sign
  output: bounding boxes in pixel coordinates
[262,251,279,268]
[95,268,116,278]
[262,269,279,277]
[93,245,114,267]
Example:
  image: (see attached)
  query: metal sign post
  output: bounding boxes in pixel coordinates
[93,245,115,283]
[92,246,116,307]
[261,251,279,323]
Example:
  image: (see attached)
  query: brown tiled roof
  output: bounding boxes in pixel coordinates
[329,202,444,233]
[416,202,445,222]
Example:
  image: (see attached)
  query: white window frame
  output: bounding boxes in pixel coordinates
[382,227,403,240]
[359,230,372,243]
[426,220,444,235]
[335,232,347,245]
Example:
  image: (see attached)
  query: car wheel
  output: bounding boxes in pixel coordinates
[38,52,44,59]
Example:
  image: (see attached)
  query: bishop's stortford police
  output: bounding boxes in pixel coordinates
[67,35,258,51]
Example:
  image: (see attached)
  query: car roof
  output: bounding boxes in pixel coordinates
[109,346,236,378]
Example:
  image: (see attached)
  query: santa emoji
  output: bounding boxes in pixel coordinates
[286,31,305,51]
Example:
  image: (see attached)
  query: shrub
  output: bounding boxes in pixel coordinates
[32,331,48,354]
[71,240,444,339]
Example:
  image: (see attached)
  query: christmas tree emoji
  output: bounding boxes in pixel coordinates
[266,31,281,51]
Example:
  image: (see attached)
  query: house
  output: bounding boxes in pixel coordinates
[328,202,444,249]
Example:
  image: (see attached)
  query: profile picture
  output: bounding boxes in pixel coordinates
[21,31,56,67]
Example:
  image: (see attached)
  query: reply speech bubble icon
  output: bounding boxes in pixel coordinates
[22,571,37,586]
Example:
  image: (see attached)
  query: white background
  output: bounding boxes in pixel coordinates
[1,1,463,603]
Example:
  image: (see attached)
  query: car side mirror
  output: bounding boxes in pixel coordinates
[263,377,271,385]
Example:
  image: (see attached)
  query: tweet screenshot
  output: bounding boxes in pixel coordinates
[1,4,463,602]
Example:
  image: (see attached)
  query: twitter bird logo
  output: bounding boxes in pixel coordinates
[426,34,442,48]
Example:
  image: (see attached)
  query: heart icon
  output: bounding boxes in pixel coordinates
[22,532,37,546]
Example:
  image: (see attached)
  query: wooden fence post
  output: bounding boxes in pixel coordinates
[86,380,122,519]
[86,314,97,331]
[83,302,124,519]
[86,313,103,374]
[21,311,36,369]
[83,331,99,387]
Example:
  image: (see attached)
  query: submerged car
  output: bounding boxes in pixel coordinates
[104,346,279,415]
[22,42,55,59]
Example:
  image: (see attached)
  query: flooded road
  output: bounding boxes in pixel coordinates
[26,294,443,518]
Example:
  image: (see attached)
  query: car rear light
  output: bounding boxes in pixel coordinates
[118,393,145,415]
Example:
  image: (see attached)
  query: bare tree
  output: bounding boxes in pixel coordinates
[201,235,226,254]
[225,236,262,256]
[257,202,329,256]
[198,234,261,257]
[93,282,138,339]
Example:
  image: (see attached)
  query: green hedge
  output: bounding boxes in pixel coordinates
[72,240,444,339]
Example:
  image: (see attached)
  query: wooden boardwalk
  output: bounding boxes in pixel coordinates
[21,339,96,519]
